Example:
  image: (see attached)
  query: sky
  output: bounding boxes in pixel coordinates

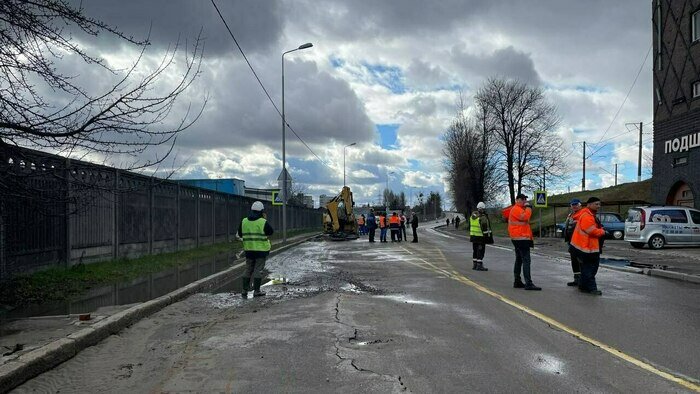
[55,0,654,207]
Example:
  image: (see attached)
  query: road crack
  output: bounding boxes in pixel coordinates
[332,293,409,392]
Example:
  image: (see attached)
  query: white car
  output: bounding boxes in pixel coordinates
[624,206,700,249]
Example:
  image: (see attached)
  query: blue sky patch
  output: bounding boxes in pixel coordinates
[377,124,399,150]
[362,62,406,94]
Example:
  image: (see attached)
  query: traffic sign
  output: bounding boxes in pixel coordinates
[271,191,283,206]
[534,190,547,208]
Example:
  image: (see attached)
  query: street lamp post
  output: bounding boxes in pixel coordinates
[282,42,313,242]
[343,142,356,188]
[385,171,395,209]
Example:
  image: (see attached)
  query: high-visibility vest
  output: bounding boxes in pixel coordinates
[379,215,386,228]
[570,208,606,254]
[469,216,483,237]
[241,217,271,252]
[508,204,532,240]
[389,215,400,225]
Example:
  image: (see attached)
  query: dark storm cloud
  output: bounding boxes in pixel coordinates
[74,0,283,55]
[451,45,541,86]
[176,58,375,151]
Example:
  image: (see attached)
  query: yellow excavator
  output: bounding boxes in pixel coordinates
[323,186,358,240]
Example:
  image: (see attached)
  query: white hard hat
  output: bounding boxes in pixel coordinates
[477,202,486,209]
[251,201,265,211]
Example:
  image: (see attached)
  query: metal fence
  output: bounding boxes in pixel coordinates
[0,146,321,280]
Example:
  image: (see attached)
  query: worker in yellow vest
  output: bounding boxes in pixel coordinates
[469,202,491,271]
[237,201,274,299]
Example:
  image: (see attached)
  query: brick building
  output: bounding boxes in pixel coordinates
[652,0,700,207]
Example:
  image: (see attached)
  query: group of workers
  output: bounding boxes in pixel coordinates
[360,209,419,243]
[237,192,608,302]
[470,193,606,295]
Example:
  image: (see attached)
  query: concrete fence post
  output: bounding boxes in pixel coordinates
[113,169,120,259]
[176,183,180,252]
[196,188,200,248]
[65,158,72,267]
[149,177,154,255]
[211,192,215,245]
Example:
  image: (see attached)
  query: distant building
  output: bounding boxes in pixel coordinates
[244,187,279,202]
[177,178,245,196]
[652,1,699,208]
[303,195,314,208]
[319,194,333,207]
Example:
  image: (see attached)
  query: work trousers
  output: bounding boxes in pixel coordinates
[472,242,485,260]
[368,227,376,242]
[390,226,399,241]
[578,252,600,292]
[245,256,267,279]
[380,228,387,242]
[568,244,580,275]
[512,240,533,285]
[400,225,407,240]
[412,227,418,242]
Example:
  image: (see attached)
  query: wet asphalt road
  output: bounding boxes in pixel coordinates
[13,223,700,393]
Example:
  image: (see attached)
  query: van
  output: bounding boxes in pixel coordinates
[624,206,700,249]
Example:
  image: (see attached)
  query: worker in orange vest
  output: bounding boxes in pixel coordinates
[389,212,401,242]
[379,212,388,243]
[570,197,606,295]
[508,193,541,290]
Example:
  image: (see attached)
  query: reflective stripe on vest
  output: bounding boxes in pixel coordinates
[242,218,271,252]
[470,216,483,237]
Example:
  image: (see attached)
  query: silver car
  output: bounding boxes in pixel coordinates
[624,206,700,249]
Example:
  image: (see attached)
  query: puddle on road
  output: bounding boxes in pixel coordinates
[373,295,435,306]
[1,253,237,323]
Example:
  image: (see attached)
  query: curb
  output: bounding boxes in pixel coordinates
[0,234,320,393]
[433,227,699,284]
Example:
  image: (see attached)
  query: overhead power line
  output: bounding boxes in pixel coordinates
[589,44,652,154]
[210,0,361,185]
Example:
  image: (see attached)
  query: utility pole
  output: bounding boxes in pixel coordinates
[638,122,643,182]
[615,163,618,186]
[582,141,586,191]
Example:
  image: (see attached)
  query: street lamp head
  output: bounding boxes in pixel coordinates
[349,142,357,146]
[298,43,313,49]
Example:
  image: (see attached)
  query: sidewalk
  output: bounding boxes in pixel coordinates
[438,225,700,283]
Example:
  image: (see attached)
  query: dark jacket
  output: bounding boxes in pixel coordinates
[237,211,274,258]
[367,212,377,229]
[411,215,419,228]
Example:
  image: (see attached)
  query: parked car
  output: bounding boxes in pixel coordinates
[555,212,626,240]
[624,206,700,249]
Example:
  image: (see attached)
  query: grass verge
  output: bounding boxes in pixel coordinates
[0,228,319,308]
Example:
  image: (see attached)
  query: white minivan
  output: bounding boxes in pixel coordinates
[624,206,700,249]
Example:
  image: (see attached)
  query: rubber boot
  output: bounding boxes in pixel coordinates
[472,260,478,270]
[567,273,580,287]
[241,276,250,299]
[253,278,266,297]
[475,261,488,271]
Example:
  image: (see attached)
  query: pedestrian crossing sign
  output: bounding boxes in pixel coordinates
[271,191,283,206]
[534,190,547,208]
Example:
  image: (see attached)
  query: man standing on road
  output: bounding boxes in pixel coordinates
[455,215,461,229]
[367,209,377,243]
[389,212,401,242]
[411,212,419,242]
[508,193,541,290]
[570,197,606,295]
[237,201,274,299]
[400,210,408,241]
[469,202,491,271]
[379,212,388,243]
[563,198,584,286]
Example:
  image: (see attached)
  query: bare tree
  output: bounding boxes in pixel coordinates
[0,0,205,166]
[443,93,500,214]
[475,78,565,204]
